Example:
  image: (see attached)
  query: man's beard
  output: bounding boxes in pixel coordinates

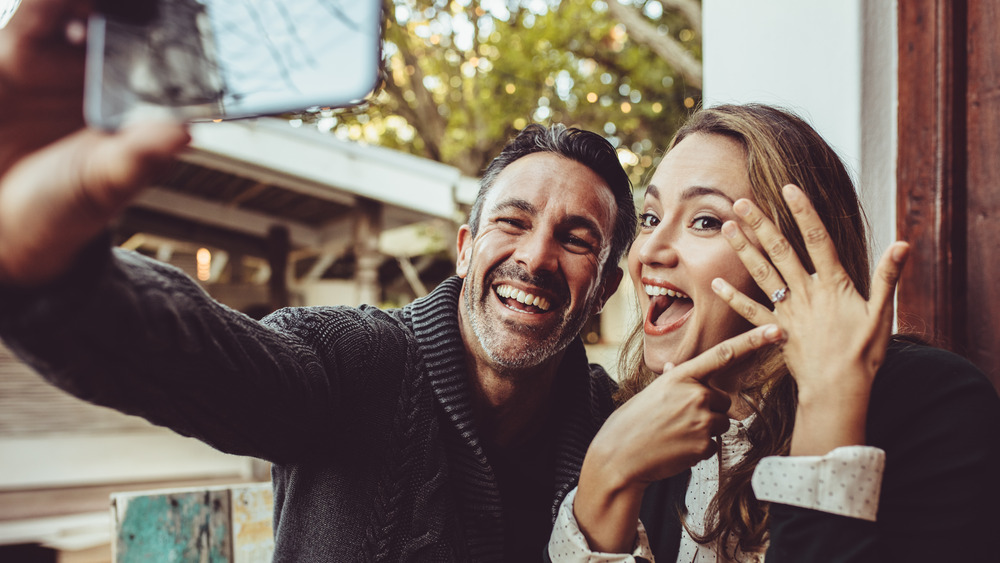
[464,260,596,371]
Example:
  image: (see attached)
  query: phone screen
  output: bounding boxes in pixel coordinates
[85,0,383,130]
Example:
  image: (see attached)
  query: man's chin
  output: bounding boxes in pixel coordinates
[482,339,563,370]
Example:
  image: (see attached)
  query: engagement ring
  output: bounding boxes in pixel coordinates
[770,287,789,304]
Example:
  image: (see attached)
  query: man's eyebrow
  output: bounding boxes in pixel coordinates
[644,183,735,204]
[491,197,536,215]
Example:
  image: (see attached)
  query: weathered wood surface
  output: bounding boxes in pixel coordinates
[897,0,1000,392]
[112,483,274,562]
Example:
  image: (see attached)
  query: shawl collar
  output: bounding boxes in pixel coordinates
[407,276,615,559]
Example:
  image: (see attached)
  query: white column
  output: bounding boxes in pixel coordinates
[702,0,897,260]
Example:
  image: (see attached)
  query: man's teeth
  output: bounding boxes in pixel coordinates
[644,284,690,300]
[496,284,551,311]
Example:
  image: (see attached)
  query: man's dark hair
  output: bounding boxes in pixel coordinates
[468,124,635,276]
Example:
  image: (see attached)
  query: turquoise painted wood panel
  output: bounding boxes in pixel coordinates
[112,483,274,563]
[114,489,232,562]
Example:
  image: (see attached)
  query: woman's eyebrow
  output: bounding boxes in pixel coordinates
[643,184,735,204]
[681,186,735,203]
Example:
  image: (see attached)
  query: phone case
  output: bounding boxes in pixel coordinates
[85,0,382,130]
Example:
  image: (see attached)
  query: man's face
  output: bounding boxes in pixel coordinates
[456,152,622,371]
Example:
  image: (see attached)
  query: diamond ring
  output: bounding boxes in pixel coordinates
[770,287,789,304]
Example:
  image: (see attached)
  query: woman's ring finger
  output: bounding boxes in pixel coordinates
[769,286,790,304]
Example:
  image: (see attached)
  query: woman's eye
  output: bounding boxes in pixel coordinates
[692,216,722,231]
[639,213,659,229]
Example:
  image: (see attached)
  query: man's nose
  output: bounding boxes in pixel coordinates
[513,231,559,275]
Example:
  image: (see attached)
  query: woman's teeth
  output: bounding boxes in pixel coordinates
[644,284,690,300]
[496,284,551,311]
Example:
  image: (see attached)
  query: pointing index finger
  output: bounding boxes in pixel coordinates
[674,324,784,385]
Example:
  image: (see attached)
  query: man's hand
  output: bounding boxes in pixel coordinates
[0,0,189,286]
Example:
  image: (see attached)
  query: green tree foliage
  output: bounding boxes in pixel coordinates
[298,0,702,186]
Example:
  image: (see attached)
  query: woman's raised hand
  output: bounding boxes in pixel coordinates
[712,184,909,455]
[574,323,783,553]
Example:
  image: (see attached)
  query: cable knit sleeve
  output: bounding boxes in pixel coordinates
[0,244,408,464]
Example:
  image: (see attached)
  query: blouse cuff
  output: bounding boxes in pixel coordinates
[548,487,654,562]
[751,445,885,521]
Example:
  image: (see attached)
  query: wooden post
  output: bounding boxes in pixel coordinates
[353,199,383,306]
[896,0,967,349]
[266,225,290,311]
[898,0,1000,390]
[963,1,1000,388]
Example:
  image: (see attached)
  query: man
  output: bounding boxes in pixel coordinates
[0,0,635,559]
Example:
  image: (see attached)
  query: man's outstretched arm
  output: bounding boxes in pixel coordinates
[0,0,401,465]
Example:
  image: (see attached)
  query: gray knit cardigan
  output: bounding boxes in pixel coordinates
[0,246,618,562]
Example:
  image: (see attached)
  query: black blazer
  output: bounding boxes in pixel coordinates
[638,341,1000,562]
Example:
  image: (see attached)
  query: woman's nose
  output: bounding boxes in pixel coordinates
[637,225,680,267]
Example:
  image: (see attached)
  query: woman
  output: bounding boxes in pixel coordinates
[548,104,1000,562]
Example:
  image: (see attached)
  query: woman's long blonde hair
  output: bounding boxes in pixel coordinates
[616,104,871,555]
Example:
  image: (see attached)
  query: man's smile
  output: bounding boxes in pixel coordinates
[495,283,553,312]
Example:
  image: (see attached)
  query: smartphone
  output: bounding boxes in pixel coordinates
[85,0,383,130]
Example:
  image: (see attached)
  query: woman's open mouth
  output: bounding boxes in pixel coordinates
[643,284,693,335]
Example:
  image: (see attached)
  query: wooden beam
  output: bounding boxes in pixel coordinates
[117,208,270,259]
[132,188,323,248]
[896,0,967,349]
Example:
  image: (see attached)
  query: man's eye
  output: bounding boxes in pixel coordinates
[692,216,722,231]
[639,213,659,229]
[565,235,595,251]
[497,218,524,229]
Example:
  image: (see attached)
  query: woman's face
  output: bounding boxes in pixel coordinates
[629,132,764,374]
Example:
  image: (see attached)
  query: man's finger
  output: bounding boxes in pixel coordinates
[82,120,191,203]
[712,277,777,326]
[0,120,188,285]
[5,0,91,40]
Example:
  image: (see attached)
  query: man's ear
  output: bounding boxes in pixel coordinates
[592,266,624,315]
[455,224,473,278]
